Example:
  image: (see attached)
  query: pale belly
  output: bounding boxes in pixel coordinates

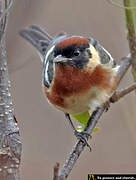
[52,87,111,114]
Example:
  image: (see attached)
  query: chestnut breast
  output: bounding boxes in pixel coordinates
[43,64,116,111]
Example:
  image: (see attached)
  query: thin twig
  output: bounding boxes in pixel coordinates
[111,83,136,102]
[55,55,132,180]
[0,0,13,22]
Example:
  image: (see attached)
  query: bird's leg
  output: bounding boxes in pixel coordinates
[65,113,76,132]
[102,100,110,112]
[65,113,91,151]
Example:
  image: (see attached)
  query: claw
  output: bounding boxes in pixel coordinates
[74,130,92,151]
[65,113,92,151]
[103,100,110,112]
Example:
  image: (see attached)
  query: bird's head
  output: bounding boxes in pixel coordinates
[19,26,115,89]
[52,36,100,70]
[43,35,115,88]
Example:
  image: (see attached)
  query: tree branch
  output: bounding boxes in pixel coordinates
[124,0,136,81]
[111,82,136,102]
[54,55,132,180]
[0,1,22,180]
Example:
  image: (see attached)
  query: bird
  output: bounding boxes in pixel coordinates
[19,25,118,149]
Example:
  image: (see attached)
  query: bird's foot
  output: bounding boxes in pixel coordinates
[74,130,92,151]
[102,100,110,112]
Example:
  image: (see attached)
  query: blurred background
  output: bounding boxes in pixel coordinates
[6,0,136,179]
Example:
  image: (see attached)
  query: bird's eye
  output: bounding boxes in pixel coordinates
[73,49,80,56]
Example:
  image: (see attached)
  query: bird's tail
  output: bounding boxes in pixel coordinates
[19,25,53,60]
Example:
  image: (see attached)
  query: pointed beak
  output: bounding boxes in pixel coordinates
[54,55,72,63]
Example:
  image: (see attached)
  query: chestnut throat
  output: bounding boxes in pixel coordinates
[52,64,111,97]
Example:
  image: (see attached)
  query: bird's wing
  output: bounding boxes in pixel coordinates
[19,25,53,60]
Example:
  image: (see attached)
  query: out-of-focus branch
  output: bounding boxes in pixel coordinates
[53,55,132,180]
[0,1,22,180]
[124,0,136,81]
[53,163,60,180]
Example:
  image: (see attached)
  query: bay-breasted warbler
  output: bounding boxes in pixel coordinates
[20,25,118,148]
